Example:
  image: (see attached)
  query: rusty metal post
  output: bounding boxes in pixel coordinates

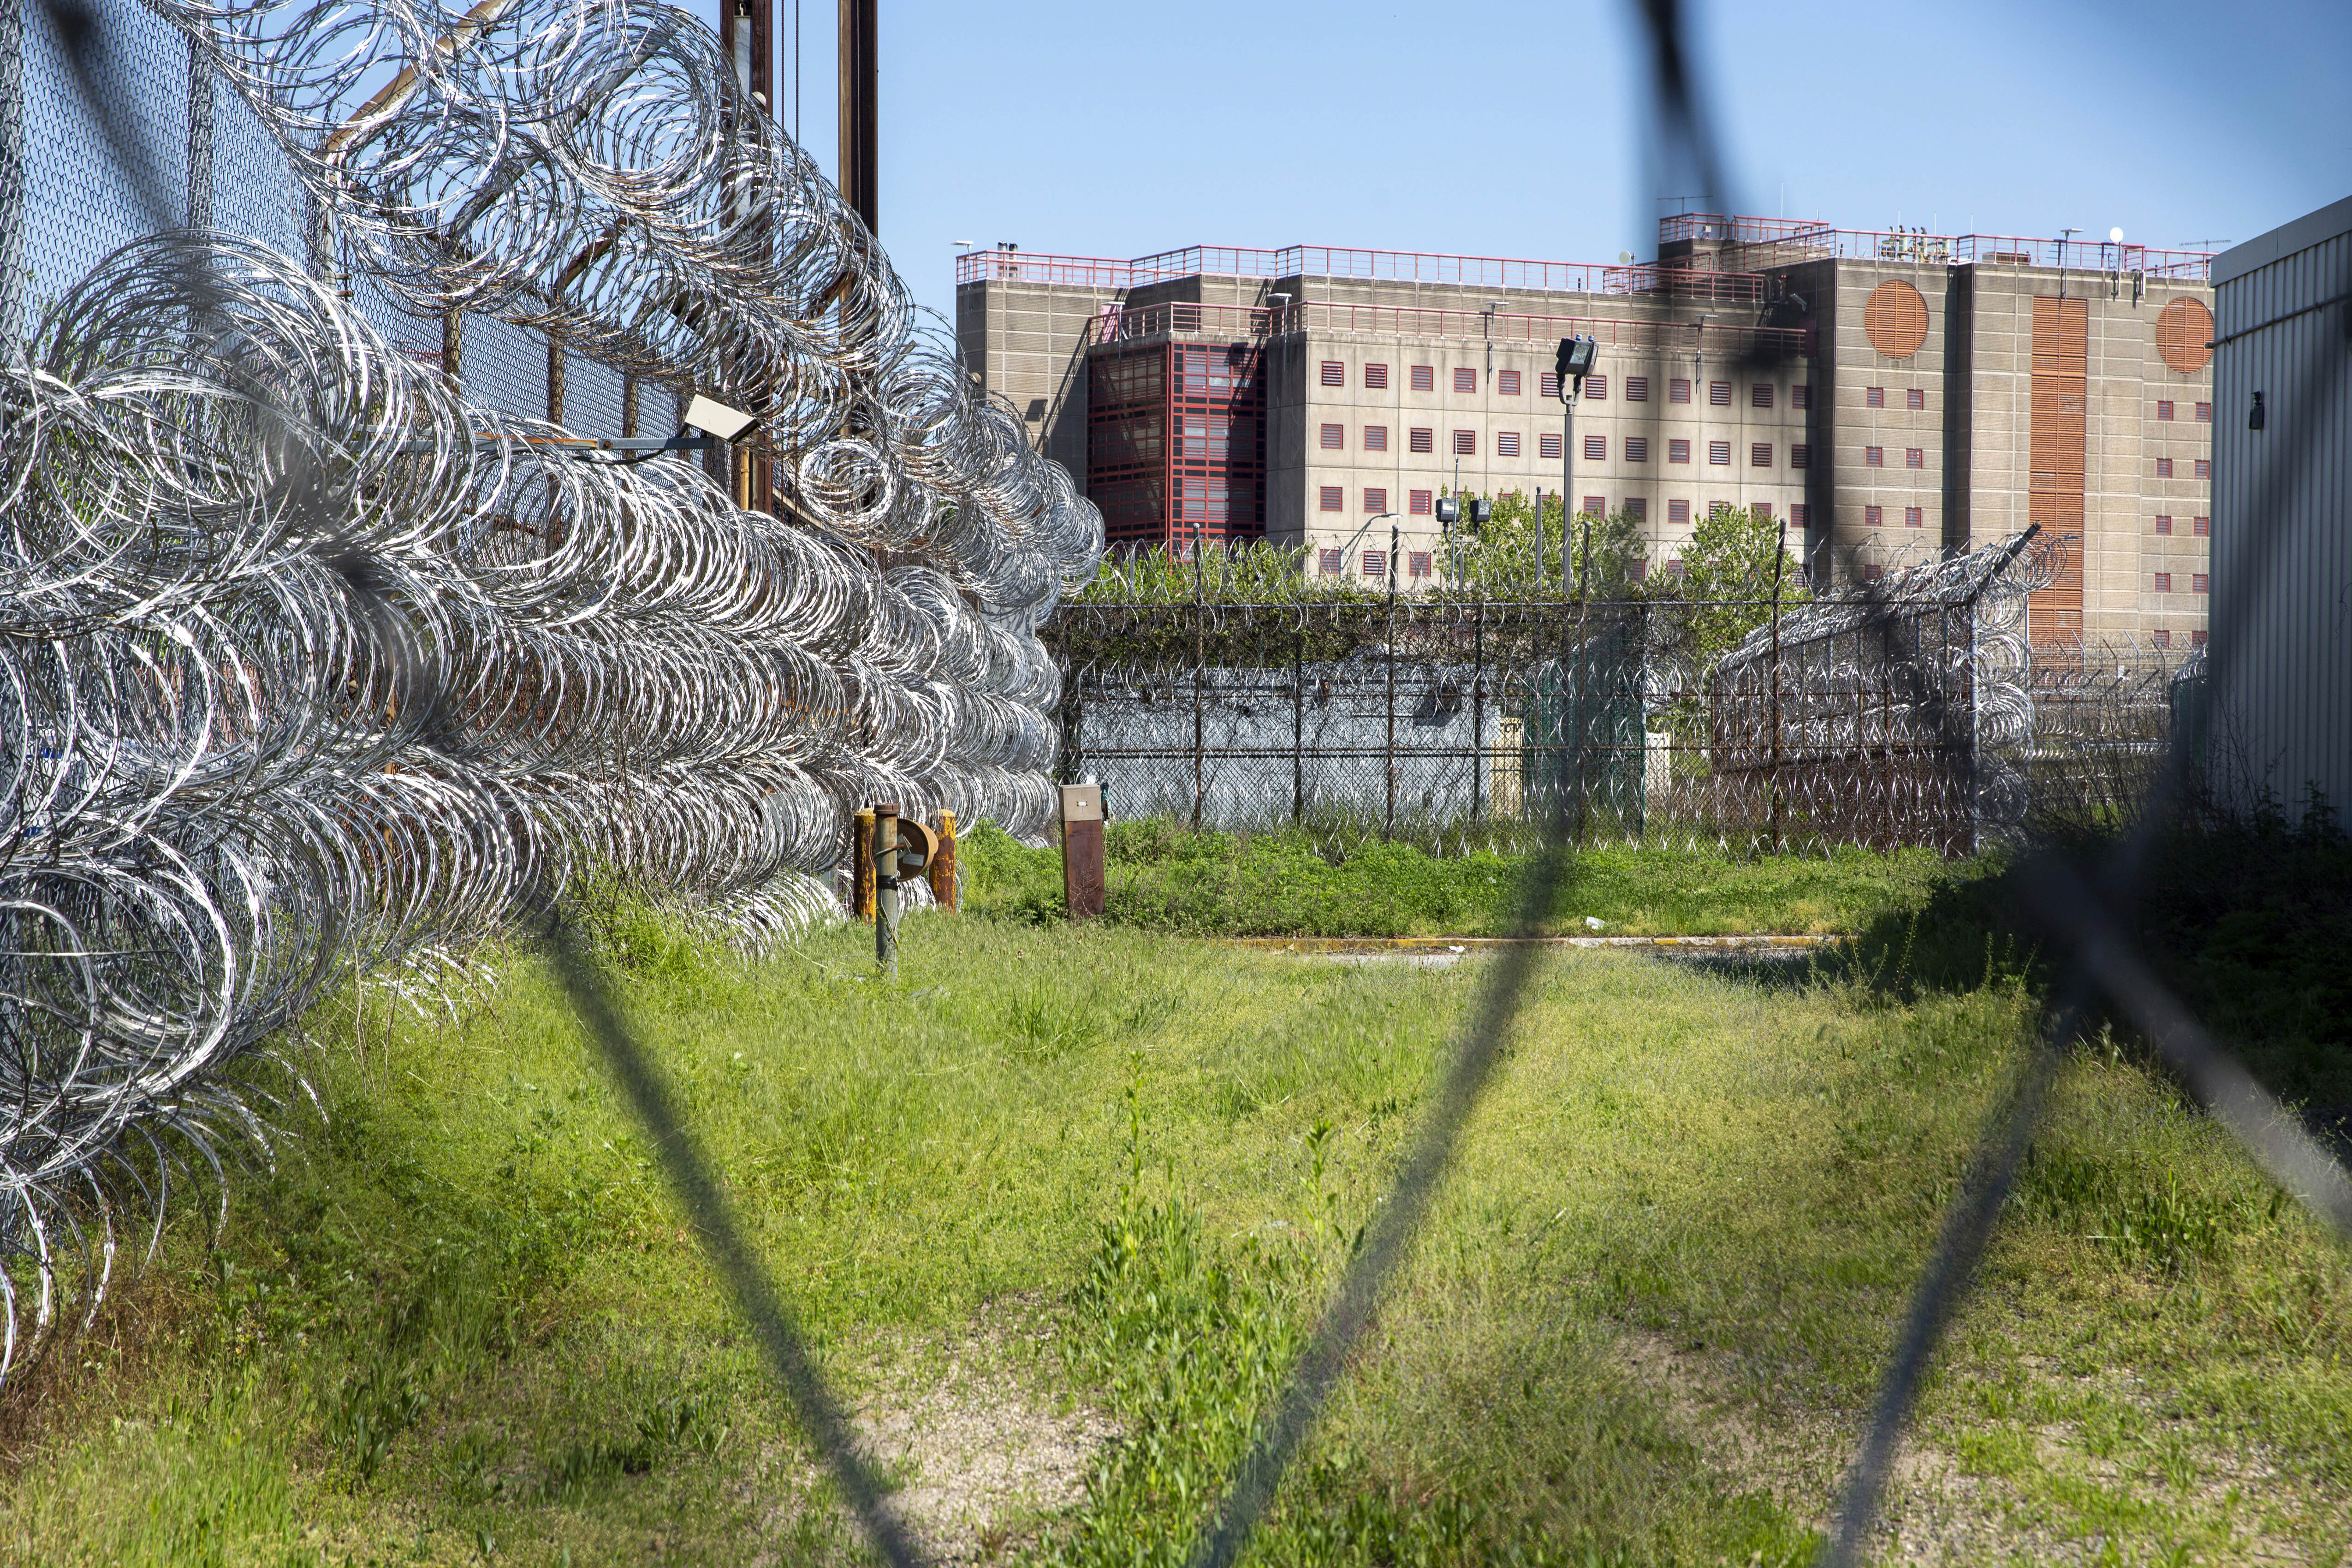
[927,809,958,911]
[873,802,899,975]
[851,807,874,918]
[837,0,877,232]
[1060,784,1105,919]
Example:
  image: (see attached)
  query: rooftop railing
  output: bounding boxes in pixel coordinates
[959,244,1767,300]
[1086,300,1812,359]
[1658,214,2215,282]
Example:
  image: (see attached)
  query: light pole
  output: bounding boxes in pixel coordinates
[1553,336,1597,591]
[1329,511,1397,586]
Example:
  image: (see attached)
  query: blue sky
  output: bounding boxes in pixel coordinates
[684,0,2352,329]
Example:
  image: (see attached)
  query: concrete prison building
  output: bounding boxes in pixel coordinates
[956,214,2219,649]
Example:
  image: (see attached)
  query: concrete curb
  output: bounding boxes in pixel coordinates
[1224,934,1844,953]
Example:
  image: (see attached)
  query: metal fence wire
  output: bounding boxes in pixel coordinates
[1,0,2346,1565]
[1052,529,2188,861]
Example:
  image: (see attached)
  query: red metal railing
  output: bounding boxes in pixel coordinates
[960,244,1765,300]
[1658,214,2214,282]
[1088,300,1812,359]
[959,222,2214,294]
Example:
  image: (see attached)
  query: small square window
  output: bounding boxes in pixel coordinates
[1586,434,1607,461]
[2155,514,2172,535]
[1408,551,1432,578]
[1751,442,1773,467]
[1411,365,1435,392]
[2156,400,2174,421]
[1581,494,1606,517]
[1670,378,1692,403]
[1625,497,1647,521]
[1539,433,1562,460]
[1364,425,1389,452]
[2154,571,2172,593]
[1709,380,1732,406]
[1866,446,1884,467]
[1669,438,1691,463]
[1906,447,1924,469]
[1320,361,1345,387]
[1318,548,1343,576]
[1539,371,1560,399]
[2194,402,2212,422]
[1361,550,1386,580]
[1626,436,1650,462]
[1630,558,1650,582]
[2152,628,2172,648]
[2193,572,2209,594]
[1865,505,1883,526]
[2156,457,2174,477]
[1905,506,1923,528]
[1410,489,1433,516]
[1792,385,1812,410]
[1364,487,1387,512]
[2192,515,2209,537]
[1498,369,1521,396]
[1790,503,1810,526]
[1319,486,1343,512]
[2191,630,2208,646]
[1907,387,1926,411]
[1862,564,1884,582]
[1751,383,1774,409]
[1455,429,1478,455]
[2194,457,2210,478]
[1753,502,1773,521]
[1709,440,1731,465]
[1410,428,1434,453]
[1497,431,1521,457]
[1586,375,1609,400]
[1626,376,1650,402]
[1453,368,1477,394]
[1791,443,1810,469]
[1668,558,1688,577]
[1668,499,1690,524]
[1866,386,1885,408]
[1365,363,1389,389]
[1320,423,1344,450]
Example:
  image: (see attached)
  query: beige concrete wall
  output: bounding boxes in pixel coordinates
[954,276,1101,479]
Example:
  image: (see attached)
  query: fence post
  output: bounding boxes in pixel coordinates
[1193,605,1206,831]
[1769,519,1787,855]
[928,808,958,911]
[873,803,898,975]
[851,807,875,918]
[1385,597,1397,839]
[1292,623,1305,825]
[1060,783,1105,918]
[0,0,21,345]
[1472,601,1485,825]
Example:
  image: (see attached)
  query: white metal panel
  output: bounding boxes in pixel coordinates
[2208,200,2352,822]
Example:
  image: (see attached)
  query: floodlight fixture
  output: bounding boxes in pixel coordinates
[683,395,758,442]
[1435,498,1460,525]
[1554,336,1598,392]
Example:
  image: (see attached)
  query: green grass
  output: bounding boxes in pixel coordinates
[958,818,1956,937]
[1,877,2345,1565]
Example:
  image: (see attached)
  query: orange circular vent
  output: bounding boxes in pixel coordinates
[2156,297,2214,374]
[1862,280,1930,359]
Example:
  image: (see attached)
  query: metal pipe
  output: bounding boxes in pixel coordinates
[873,801,898,975]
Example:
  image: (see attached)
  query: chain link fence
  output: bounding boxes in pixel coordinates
[1053,530,2190,859]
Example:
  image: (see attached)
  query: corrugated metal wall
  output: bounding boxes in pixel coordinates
[2208,198,2352,822]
